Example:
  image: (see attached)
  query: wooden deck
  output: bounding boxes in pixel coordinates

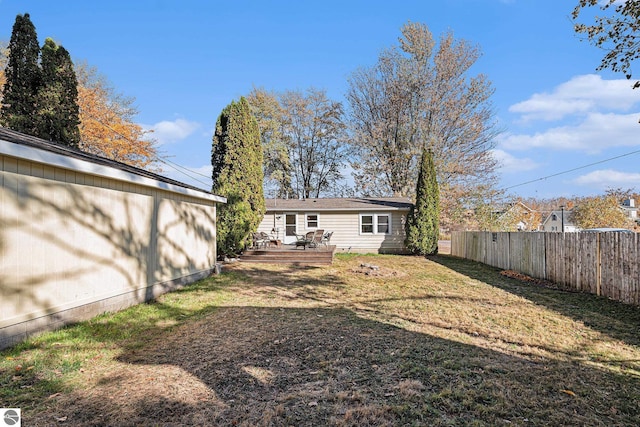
[240,244,336,265]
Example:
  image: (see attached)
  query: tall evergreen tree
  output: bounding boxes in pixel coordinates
[36,38,80,147]
[211,97,265,256]
[0,13,41,134]
[405,149,440,255]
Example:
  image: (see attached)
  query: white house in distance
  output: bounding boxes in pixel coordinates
[541,208,579,232]
[542,199,639,233]
[622,198,638,224]
[257,198,413,254]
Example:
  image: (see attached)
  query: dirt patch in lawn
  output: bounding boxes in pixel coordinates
[350,262,407,278]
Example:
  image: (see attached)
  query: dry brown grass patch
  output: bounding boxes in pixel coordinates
[2,254,639,426]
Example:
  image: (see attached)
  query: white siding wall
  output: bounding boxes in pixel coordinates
[0,152,218,349]
[258,210,409,253]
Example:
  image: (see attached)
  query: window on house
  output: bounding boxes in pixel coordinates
[552,214,557,221]
[360,214,391,235]
[361,215,374,234]
[377,215,389,234]
[306,213,319,229]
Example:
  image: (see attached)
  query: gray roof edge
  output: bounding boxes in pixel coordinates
[264,197,413,211]
[0,127,226,203]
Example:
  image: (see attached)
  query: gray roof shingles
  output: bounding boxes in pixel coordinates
[265,197,413,211]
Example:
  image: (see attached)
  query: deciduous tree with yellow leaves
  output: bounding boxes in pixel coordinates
[75,62,159,170]
[570,194,633,229]
[0,41,7,97]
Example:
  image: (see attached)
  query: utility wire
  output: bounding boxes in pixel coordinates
[156,157,212,189]
[160,156,212,180]
[503,147,640,191]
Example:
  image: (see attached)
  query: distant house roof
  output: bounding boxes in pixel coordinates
[492,201,533,216]
[541,209,576,227]
[265,197,413,212]
[0,127,225,203]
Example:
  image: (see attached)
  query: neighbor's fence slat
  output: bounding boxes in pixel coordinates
[578,232,599,295]
[508,232,545,278]
[600,232,639,305]
[450,231,639,306]
[451,232,466,258]
[492,232,511,270]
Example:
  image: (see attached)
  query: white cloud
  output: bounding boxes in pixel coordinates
[498,112,640,152]
[491,149,540,173]
[142,118,200,145]
[572,169,640,190]
[509,74,640,122]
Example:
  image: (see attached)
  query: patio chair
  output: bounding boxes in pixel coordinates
[310,229,324,248]
[321,231,333,246]
[251,232,269,249]
[295,229,324,249]
[259,231,278,248]
[295,231,315,249]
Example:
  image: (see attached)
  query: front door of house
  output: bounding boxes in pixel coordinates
[284,213,297,244]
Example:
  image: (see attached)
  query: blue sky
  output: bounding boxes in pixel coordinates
[1,0,639,199]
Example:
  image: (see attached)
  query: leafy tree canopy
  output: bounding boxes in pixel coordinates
[247,87,348,199]
[570,194,634,229]
[347,21,500,226]
[573,0,640,87]
[75,62,159,170]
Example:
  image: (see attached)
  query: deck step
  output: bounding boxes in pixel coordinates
[240,245,335,265]
[240,257,333,265]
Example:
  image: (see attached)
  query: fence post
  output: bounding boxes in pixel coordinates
[543,232,548,280]
[596,232,601,296]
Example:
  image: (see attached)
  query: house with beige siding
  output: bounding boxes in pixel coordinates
[257,198,413,254]
[0,128,225,349]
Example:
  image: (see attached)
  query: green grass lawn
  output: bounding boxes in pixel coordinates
[1,254,639,426]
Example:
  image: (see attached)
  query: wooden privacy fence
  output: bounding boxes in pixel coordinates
[451,231,639,306]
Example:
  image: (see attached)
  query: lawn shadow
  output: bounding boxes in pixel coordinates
[430,255,640,349]
[31,305,640,426]
[221,263,349,306]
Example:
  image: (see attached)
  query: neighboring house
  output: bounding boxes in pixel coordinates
[621,198,639,224]
[541,199,637,234]
[541,209,580,232]
[257,198,413,254]
[493,201,537,231]
[0,127,225,349]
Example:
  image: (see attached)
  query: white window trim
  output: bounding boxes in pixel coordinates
[284,212,298,237]
[305,212,319,230]
[360,214,375,235]
[377,213,391,235]
[359,213,392,235]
